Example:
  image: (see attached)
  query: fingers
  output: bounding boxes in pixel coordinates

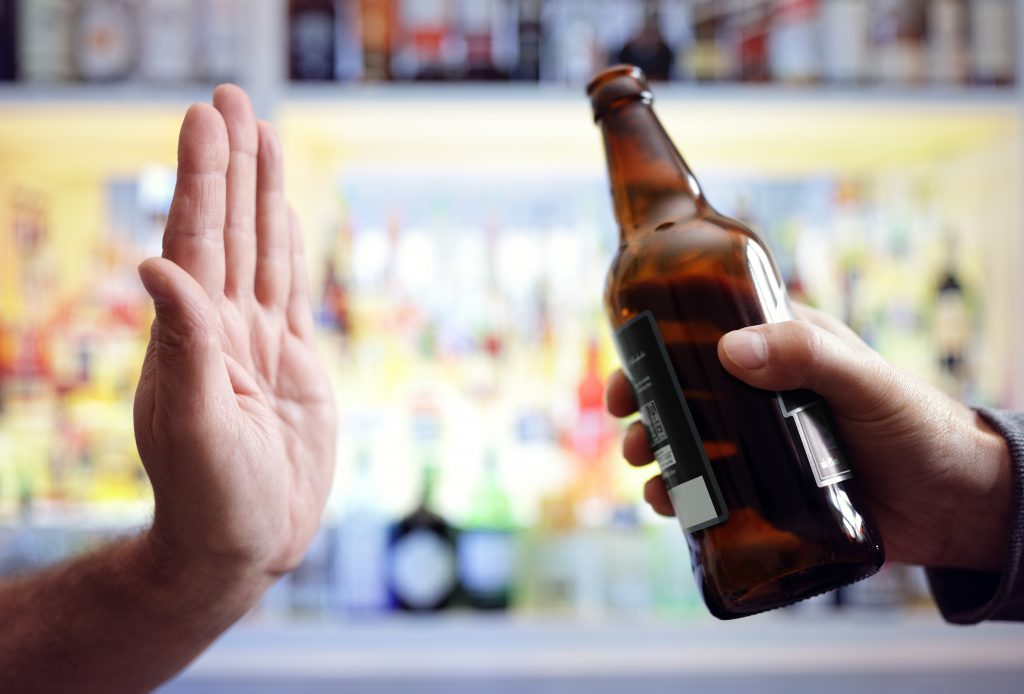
[137,258,230,414]
[162,104,228,297]
[643,475,675,517]
[717,320,905,421]
[255,121,290,308]
[606,369,637,417]
[213,84,259,297]
[791,303,869,350]
[287,207,315,340]
[623,420,653,467]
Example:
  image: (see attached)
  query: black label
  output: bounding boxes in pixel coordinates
[615,311,728,532]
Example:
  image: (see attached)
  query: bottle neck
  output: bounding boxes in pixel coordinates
[419,463,438,510]
[598,100,706,242]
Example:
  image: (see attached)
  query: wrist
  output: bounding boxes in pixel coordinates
[137,525,273,616]
[938,410,1013,573]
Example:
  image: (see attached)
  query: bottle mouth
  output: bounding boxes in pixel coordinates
[586,64,653,123]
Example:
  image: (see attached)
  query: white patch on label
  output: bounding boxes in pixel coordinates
[669,477,718,532]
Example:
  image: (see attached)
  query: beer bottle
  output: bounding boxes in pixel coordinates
[587,65,884,619]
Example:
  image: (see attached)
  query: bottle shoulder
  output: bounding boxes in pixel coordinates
[605,213,787,329]
[395,506,453,536]
[608,213,770,282]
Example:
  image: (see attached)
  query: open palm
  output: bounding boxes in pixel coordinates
[133,86,336,578]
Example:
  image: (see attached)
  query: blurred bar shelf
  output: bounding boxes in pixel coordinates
[284,82,1023,112]
[0,82,216,107]
[0,81,1018,112]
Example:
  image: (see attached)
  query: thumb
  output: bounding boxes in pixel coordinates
[717,320,905,421]
[138,258,225,408]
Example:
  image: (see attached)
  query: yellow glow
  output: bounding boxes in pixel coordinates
[0,93,1013,178]
[279,91,1018,176]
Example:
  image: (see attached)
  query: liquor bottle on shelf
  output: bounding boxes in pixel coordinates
[602,503,654,613]
[934,232,971,397]
[336,0,364,81]
[518,491,576,613]
[511,0,542,81]
[460,0,503,80]
[616,0,674,82]
[387,459,459,612]
[321,258,352,337]
[0,0,15,82]
[928,0,968,85]
[290,527,331,615]
[195,0,241,83]
[392,0,458,81]
[289,0,337,81]
[820,0,870,84]
[572,339,611,484]
[0,321,11,415]
[651,520,705,618]
[687,0,730,82]
[833,562,909,611]
[541,0,606,85]
[735,0,770,83]
[18,0,74,83]
[73,0,140,83]
[768,0,821,85]
[330,445,390,614]
[457,449,517,610]
[0,481,42,576]
[588,65,884,619]
[360,0,394,81]
[969,0,1016,86]
[137,0,193,83]
[869,0,926,86]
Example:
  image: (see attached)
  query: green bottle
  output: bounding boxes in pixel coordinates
[458,450,517,610]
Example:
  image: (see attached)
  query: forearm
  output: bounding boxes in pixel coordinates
[0,531,268,693]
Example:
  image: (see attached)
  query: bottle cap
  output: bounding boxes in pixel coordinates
[586,64,653,123]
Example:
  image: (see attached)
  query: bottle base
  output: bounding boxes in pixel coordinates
[702,557,885,620]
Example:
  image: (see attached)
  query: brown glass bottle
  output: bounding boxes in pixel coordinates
[588,65,884,619]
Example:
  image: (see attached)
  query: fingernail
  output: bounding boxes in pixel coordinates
[721,329,767,370]
[138,262,170,307]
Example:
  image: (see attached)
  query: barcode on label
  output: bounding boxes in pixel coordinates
[640,401,668,446]
[654,444,677,472]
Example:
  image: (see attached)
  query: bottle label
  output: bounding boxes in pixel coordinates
[457,530,515,594]
[615,311,728,533]
[389,529,456,608]
[777,390,854,487]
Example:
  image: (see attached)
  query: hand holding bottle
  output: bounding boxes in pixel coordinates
[608,304,1012,573]
[134,85,337,588]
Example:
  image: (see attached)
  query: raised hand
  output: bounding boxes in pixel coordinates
[608,304,1011,573]
[133,85,336,581]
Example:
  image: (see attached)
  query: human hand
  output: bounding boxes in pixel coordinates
[608,304,1011,572]
[133,86,336,584]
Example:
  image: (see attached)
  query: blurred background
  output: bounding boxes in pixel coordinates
[1,0,1024,692]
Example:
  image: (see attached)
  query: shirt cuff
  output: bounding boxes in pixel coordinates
[926,408,1024,624]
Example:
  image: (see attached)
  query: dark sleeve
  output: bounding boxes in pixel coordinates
[926,408,1024,624]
